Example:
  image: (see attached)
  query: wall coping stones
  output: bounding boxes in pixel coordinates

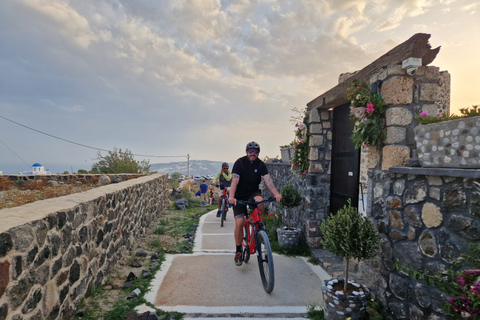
[0,174,166,233]
[389,167,480,178]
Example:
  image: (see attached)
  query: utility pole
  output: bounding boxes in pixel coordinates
[187,154,190,178]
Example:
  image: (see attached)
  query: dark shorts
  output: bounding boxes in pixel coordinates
[233,190,261,219]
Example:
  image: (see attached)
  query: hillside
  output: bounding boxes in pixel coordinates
[150,160,232,177]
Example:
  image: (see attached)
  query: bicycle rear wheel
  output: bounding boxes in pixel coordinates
[256,230,275,293]
[242,224,251,263]
[220,198,226,227]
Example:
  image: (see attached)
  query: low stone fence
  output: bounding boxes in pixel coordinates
[0,174,170,320]
[2,173,145,183]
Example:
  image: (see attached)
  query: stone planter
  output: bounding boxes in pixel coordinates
[277,228,300,248]
[321,278,370,320]
[414,116,480,168]
[280,146,294,163]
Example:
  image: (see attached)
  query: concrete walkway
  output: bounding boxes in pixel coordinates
[139,208,330,319]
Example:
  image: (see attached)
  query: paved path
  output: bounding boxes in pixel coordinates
[138,208,329,319]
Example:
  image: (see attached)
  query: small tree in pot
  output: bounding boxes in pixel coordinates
[279,182,302,228]
[320,200,380,319]
[275,183,302,248]
[320,199,380,291]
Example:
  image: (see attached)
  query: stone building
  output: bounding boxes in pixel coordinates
[265,33,479,319]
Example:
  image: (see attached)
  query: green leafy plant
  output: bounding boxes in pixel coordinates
[288,107,310,176]
[396,243,480,319]
[264,210,311,257]
[307,304,324,319]
[91,147,151,174]
[416,105,480,125]
[291,122,310,176]
[345,81,386,149]
[460,104,480,117]
[320,199,380,292]
[279,182,302,209]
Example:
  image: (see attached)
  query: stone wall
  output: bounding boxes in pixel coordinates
[0,174,170,320]
[414,116,480,168]
[265,106,333,247]
[264,162,330,248]
[360,167,480,319]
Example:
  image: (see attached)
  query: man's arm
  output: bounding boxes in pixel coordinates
[263,174,282,202]
[228,173,240,206]
[212,171,221,185]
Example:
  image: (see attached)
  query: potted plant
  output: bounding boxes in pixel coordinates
[345,81,386,149]
[276,183,303,248]
[320,199,380,319]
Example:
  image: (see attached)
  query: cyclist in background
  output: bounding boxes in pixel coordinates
[228,141,282,266]
[212,162,232,217]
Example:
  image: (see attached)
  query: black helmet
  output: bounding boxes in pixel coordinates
[222,162,229,168]
[246,141,260,152]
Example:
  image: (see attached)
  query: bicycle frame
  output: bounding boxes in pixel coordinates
[243,207,263,255]
[237,197,276,293]
[219,185,228,227]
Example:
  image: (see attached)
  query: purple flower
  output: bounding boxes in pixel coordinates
[472,283,480,295]
[420,111,428,117]
[437,113,443,117]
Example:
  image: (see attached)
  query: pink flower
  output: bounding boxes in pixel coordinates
[458,276,466,286]
[420,111,428,117]
[357,86,361,90]
[366,102,374,113]
[438,114,443,117]
[298,123,306,130]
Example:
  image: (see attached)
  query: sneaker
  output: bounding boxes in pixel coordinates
[234,252,243,266]
[216,211,221,217]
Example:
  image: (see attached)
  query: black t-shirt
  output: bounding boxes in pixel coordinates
[232,155,268,200]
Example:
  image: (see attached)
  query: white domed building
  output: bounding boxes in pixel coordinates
[22,163,51,175]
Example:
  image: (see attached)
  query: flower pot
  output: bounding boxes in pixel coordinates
[321,278,370,320]
[276,228,300,248]
[414,116,480,168]
[280,146,295,163]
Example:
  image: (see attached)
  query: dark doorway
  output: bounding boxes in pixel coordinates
[329,103,360,215]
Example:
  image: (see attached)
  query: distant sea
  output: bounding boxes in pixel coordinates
[1,160,230,177]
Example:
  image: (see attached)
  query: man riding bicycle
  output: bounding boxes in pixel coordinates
[212,162,232,217]
[228,141,282,266]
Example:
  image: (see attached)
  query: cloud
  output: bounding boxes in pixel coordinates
[0,0,479,172]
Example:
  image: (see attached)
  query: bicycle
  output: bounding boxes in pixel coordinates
[236,197,276,293]
[218,184,228,227]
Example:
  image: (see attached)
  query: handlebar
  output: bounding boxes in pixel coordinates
[236,196,276,207]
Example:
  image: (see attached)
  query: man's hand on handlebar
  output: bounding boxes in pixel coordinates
[228,197,237,206]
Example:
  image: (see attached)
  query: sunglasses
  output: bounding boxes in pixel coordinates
[248,150,258,155]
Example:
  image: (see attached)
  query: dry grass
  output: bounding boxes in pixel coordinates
[0,176,101,210]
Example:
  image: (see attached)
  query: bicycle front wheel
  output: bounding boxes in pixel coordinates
[256,230,275,293]
[220,198,226,227]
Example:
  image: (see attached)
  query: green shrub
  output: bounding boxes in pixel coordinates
[416,105,479,124]
[280,183,302,209]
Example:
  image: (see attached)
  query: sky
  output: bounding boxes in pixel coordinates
[1,0,479,174]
